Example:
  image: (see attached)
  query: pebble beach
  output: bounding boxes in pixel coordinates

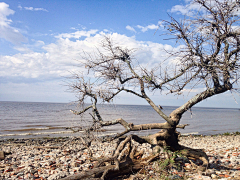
[0,134,240,180]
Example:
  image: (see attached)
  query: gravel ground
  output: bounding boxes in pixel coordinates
[179,134,240,179]
[0,134,239,180]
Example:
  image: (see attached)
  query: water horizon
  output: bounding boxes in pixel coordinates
[1,100,239,110]
[0,101,239,140]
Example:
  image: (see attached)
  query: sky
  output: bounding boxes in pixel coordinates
[0,0,239,108]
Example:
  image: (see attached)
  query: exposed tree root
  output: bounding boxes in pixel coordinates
[60,134,209,180]
[177,145,209,171]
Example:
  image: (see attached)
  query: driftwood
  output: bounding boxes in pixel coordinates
[60,158,143,180]
[0,151,5,160]
[0,151,11,160]
[60,135,158,180]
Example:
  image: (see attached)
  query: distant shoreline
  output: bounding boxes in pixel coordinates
[0,100,239,109]
[0,131,239,142]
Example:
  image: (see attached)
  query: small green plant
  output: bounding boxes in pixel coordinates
[43,137,50,139]
[235,131,240,135]
[156,147,185,179]
[223,132,230,136]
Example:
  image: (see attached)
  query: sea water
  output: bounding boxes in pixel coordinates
[0,101,239,139]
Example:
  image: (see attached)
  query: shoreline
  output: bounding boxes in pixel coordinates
[0,130,239,141]
[0,133,240,179]
[0,130,240,141]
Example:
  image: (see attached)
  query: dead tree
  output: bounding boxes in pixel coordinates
[66,0,240,179]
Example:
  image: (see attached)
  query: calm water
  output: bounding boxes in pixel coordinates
[0,101,239,139]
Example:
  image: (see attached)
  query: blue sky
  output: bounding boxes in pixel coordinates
[0,0,239,108]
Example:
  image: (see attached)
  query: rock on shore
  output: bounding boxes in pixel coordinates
[0,134,239,180]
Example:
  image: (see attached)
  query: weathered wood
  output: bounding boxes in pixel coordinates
[0,151,5,160]
[178,145,209,171]
[0,151,11,160]
[60,156,146,180]
[59,165,116,180]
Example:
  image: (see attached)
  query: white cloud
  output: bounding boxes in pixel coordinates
[170,5,189,14]
[17,5,22,10]
[170,0,205,15]
[170,1,240,36]
[0,2,26,44]
[0,2,14,26]
[126,22,162,33]
[0,30,182,81]
[24,6,48,12]
[13,40,45,53]
[170,0,231,15]
[126,25,136,33]
[136,23,160,32]
[35,40,45,46]
[55,29,98,39]
[0,29,239,106]
[0,29,187,103]
[13,46,31,52]
[70,27,78,30]
[18,4,48,12]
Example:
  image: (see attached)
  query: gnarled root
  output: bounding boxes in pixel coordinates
[60,135,160,180]
[60,134,209,180]
[178,145,209,171]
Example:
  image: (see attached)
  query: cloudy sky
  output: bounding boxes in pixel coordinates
[0,0,239,108]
